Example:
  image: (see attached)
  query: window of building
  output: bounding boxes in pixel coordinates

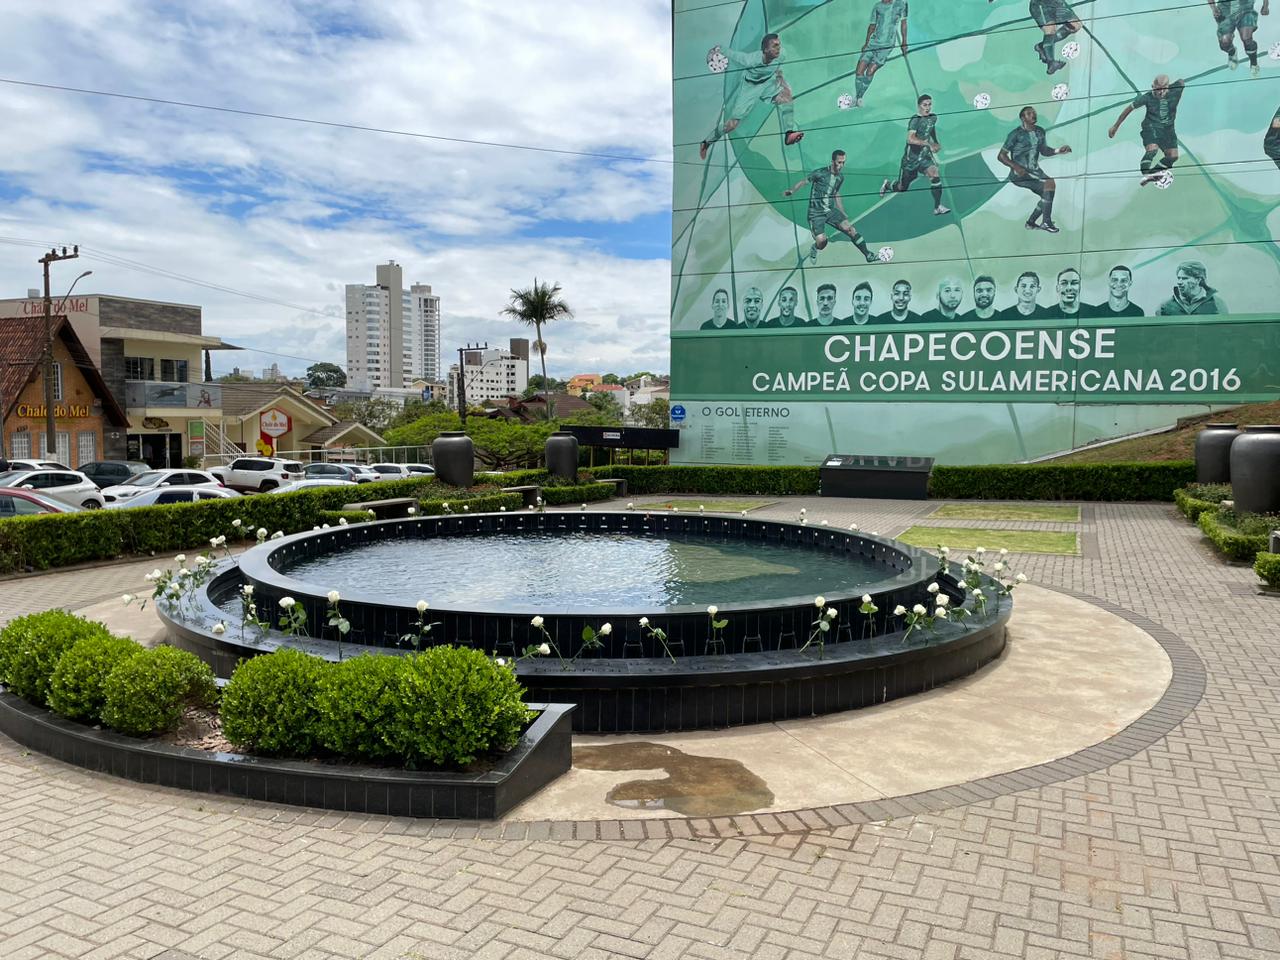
[160,359,189,383]
[124,357,156,380]
[76,431,97,467]
[9,433,31,459]
[52,362,64,402]
[37,432,71,465]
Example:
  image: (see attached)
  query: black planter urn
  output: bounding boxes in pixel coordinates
[431,431,474,488]
[545,431,579,482]
[1194,422,1240,484]
[1229,425,1280,515]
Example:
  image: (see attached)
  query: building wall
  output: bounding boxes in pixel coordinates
[98,297,201,336]
[4,338,110,468]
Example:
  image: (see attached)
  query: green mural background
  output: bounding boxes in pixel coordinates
[670,0,1280,465]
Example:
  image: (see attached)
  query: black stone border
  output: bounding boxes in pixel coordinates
[0,693,575,820]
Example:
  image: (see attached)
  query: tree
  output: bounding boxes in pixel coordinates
[306,362,347,389]
[523,374,566,398]
[467,419,555,471]
[215,372,254,383]
[501,279,572,419]
[631,396,670,429]
[332,397,401,434]
[601,373,622,386]
[583,390,624,423]
[384,412,463,447]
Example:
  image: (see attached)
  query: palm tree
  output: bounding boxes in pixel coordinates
[501,279,573,420]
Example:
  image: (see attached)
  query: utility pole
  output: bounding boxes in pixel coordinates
[456,346,468,427]
[40,246,81,460]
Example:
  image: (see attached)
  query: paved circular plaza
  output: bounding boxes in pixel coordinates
[0,497,1272,960]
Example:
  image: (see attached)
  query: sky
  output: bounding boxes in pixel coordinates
[0,1,674,380]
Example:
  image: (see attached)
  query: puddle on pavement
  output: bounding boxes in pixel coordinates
[573,742,773,817]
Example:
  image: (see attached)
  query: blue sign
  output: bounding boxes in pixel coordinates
[670,404,686,423]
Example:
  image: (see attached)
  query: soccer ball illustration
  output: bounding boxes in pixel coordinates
[707,47,729,73]
[1155,170,1174,189]
[837,93,854,110]
[1051,83,1070,101]
[1270,40,1280,60]
[1061,41,1081,60]
[972,92,991,109]
[877,246,895,263]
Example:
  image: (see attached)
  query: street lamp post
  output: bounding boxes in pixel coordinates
[38,245,91,460]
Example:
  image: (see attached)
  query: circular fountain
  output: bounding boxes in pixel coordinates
[161,511,1011,733]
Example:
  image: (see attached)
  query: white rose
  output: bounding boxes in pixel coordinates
[707,605,718,617]
[699,505,705,512]
[121,594,134,604]
[927,582,940,594]
[538,642,551,655]
[321,524,330,530]
[599,623,612,635]
[212,622,226,636]
[256,528,267,538]
[496,658,506,666]
[416,600,429,614]
[150,568,162,580]
[861,594,872,603]
[175,554,186,564]
[327,590,341,604]
[935,606,948,618]
[814,596,825,608]
[1016,573,1028,583]
[936,595,949,607]
[893,605,907,616]
[463,505,469,512]
[271,531,283,540]
[999,548,1009,557]
[975,547,986,555]
[242,584,254,596]
[232,519,242,528]
[939,546,949,555]
[176,569,191,579]
[580,504,587,511]
[639,616,650,627]
[993,562,1005,572]
[279,596,296,609]
[913,604,927,615]
[312,526,321,531]
[197,555,211,566]
[672,506,679,513]
[627,502,634,509]
[531,615,544,628]
[973,589,984,598]
[799,508,807,515]
[408,507,417,515]
[826,607,838,619]
[821,520,829,526]
[339,518,349,525]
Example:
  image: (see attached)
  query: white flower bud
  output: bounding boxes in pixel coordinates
[935,606,947,618]
[599,623,612,636]
[814,596,825,608]
[531,615,544,628]
[175,554,186,564]
[416,599,429,614]
[927,582,940,594]
[975,547,985,555]
[538,642,551,655]
[256,528,267,538]
[999,548,1009,557]
[849,524,859,531]
[1016,573,1028,583]
[408,507,417,515]
[913,604,927,615]
[496,658,506,666]
[212,622,226,636]
[339,518,349,525]
[627,502,634,509]
[936,594,949,607]
[279,596,295,609]
[242,584,254,596]
[232,519,242,528]
[993,562,1005,572]
[639,616,649,627]
[327,590,340,604]
[939,546,949,555]
[861,594,872,603]
[707,605,718,617]
[894,605,907,616]
[121,594,134,604]
[271,531,283,540]
[826,607,838,619]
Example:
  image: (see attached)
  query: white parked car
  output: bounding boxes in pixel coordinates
[0,469,105,509]
[269,479,358,494]
[368,463,411,481]
[209,457,305,493]
[100,468,224,503]
[404,463,435,476]
[4,459,71,472]
[106,486,241,509]
[348,465,381,483]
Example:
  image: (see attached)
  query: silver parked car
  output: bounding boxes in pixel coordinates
[0,469,105,509]
[368,463,411,481]
[106,486,241,508]
[101,468,224,503]
[269,479,358,494]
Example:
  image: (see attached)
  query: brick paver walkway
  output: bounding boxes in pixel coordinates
[1,498,1276,959]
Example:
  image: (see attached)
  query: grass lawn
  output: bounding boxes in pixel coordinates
[897,526,1080,555]
[1046,399,1280,463]
[639,500,774,513]
[932,503,1081,522]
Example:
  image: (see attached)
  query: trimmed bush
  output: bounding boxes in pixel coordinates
[48,633,144,723]
[100,646,217,736]
[1256,552,1280,589]
[0,611,113,708]
[220,648,328,756]
[388,647,531,769]
[1174,483,1233,521]
[313,655,404,761]
[582,465,821,496]
[928,462,1194,502]
[539,482,617,507]
[1197,508,1272,562]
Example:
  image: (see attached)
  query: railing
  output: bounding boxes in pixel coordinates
[199,443,434,467]
[124,380,222,411]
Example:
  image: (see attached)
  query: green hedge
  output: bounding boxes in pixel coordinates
[99,646,218,737]
[1174,489,1220,521]
[1256,552,1280,589]
[1197,508,1272,562]
[539,483,617,507]
[582,465,821,496]
[928,462,1195,501]
[0,611,115,707]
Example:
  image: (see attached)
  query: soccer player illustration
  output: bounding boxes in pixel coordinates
[853,0,909,107]
[1108,77,1185,186]
[740,287,766,328]
[699,33,804,160]
[965,276,999,320]
[772,286,808,326]
[998,271,1046,320]
[921,278,964,321]
[875,279,915,323]
[1043,268,1083,318]
[1030,0,1082,75]
[842,283,875,325]
[1208,0,1269,76]
[784,150,878,264]
[1266,106,1280,169]
[700,288,741,330]
[880,94,950,215]
[813,283,839,325]
[998,107,1072,234]
[1157,261,1227,315]
[1085,265,1145,317]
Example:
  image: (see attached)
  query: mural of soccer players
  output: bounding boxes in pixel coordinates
[853,0,909,107]
[1044,268,1084,318]
[784,150,878,264]
[813,283,839,326]
[876,279,915,323]
[965,276,999,320]
[699,33,804,161]
[1030,0,1082,75]
[880,94,950,216]
[700,288,740,330]
[999,271,1045,320]
[1267,106,1280,169]
[1157,261,1227,315]
[1085,265,1145,317]
[772,285,808,326]
[999,107,1072,234]
[1209,0,1269,76]
[843,282,875,325]
[1109,77,1185,186]
[740,287,766,328]
[921,278,965,321]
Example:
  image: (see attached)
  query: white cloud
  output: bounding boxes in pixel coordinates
[0,0,674,378]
